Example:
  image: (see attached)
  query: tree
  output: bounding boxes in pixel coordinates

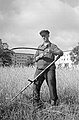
[1,49,14,67]
[70,44,79,65]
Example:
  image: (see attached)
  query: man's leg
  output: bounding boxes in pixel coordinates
[46,68,58,105]
[33,69,44,107]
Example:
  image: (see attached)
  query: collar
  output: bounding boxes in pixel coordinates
[41,41,51,47]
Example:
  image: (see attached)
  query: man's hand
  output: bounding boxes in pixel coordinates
[35,53,44,61]
[44,48,51,55]
[39,53,44,58]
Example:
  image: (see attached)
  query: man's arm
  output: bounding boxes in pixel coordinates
[34,45,44,62]
[35,53,44,62]
[51,44,63,57]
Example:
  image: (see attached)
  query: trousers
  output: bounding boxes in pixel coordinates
[33,66,58,106]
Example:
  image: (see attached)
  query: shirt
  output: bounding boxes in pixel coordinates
[34,41,63,70]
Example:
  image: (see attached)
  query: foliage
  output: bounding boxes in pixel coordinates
[70,44,79,65]
[1,49,14,67]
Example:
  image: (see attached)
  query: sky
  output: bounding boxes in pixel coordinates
[0,0,79,53]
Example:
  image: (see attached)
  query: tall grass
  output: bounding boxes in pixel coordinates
[0,66,79,120]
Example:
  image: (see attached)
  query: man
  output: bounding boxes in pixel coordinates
[33,30,63,107]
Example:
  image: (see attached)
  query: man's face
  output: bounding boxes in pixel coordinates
[42,34,49,42]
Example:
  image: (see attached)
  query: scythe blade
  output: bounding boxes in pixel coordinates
[11,47,44,51]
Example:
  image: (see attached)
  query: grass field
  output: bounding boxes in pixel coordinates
[0,66,79,120]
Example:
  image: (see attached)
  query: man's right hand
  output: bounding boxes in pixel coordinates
[39,53,44,58]
[35,53,44,61]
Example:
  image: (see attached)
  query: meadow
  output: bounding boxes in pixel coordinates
[0,66,79,120]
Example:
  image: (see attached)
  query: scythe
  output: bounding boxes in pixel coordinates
[9,50,60,103]
[4,46,60,103]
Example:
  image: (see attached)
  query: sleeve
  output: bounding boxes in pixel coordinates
[51,44,63,56]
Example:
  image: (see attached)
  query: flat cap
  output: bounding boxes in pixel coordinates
[39,30,50,37]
